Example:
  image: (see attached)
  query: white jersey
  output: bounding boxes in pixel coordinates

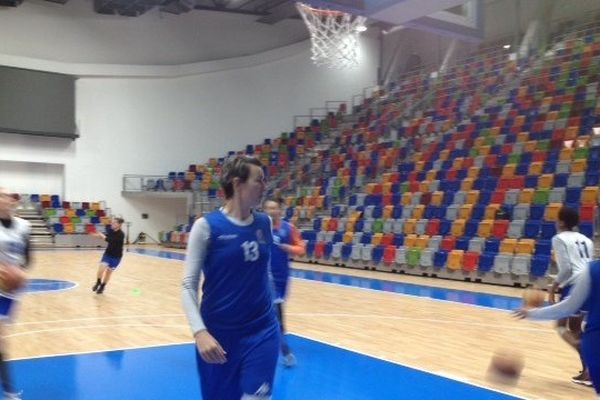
[552,231,594,288]
[0,216,31,267]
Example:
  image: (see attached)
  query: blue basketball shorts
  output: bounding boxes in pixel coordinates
[195,322,280,400]
[101,255,122,270]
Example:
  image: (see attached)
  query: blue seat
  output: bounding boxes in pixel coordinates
[424,205,436,219]
[554,173,568,187]
[465,220,480,237]
[313,218,322,231]
[372,246,385,264]
[484,238,500,253]
[529,205,545,221]
[393,206,403,219]
[540,221,557,239]
[524,220,540,238]
[478,252,495,272]
[354,220,364,232]
[586,171,600,186]
[566,187,582,204]
[53,223,64,234]
[579,222,594,239]
[531,255,550,277]
[534,239,552,256]
[433,250,448,269]
[341,243,353,261]
[524,175,538,188]
[393,234,405,246]
[332,232,343,243]
[456,236,471,251]
[438,220,451,236]
[361,233,372,244]
[324,242,333,259]
[477,191,491,206]
[301,230,317,241]
[305,240,316,257]
[471,205,485,220]
[331,206,341,218]
[349,195,357,206]
[372,206,383,219]
[442,191,455,205]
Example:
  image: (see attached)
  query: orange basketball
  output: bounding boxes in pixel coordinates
[488,349,524,383]
[522,288,545,308]
[0,263,26,293]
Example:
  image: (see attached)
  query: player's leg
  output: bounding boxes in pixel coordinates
[581,332,600,394]
[0,325,20,399]
[195,332,241,400]
[569,314,591,386]
[239,324,280,399]
[97,257,120,294]
[93,263,107,291]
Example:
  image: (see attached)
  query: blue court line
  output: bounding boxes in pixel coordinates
[24,279,77,293]
[11,335,523,400]
[128,248,523,311]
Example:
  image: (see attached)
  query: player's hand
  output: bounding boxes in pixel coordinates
[195,330,227,364]
[548,291,556,304]
[511,309,528,320]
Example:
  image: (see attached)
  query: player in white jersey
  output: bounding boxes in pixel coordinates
[548,206,594,386]
[0,188,31,400]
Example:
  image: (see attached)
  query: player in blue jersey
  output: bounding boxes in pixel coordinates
[263,198,306,367]
[514,259,600,396]
[0,188,31,400]
[182,156,279,400]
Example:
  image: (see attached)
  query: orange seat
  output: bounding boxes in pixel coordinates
[465,190,480,205]
[477,220,494,238]
[415,235,430,249]
[458,205,473,220]
[519,189,535,204]
[516,239,535,255]
[447,250,464,271]
[404,234,418,248]
[581,186,600,205]
[500,238,517,254]
[484,204,500,220]
[460,178,474,192]
[431,191,444,206]
[544,203,562,221]
[451,219,466,237]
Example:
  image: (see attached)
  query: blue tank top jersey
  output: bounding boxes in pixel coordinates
[270,220,293,286]
[201,210,275,333]
[585,260,600,335]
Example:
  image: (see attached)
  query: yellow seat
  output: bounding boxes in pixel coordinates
[517,132,529,143]
[524,140,537,153]
[479,145,491,156]
[401,193,412,206]
[465,190,480,205]
[321,217,331,231]
[500,238,517,254]
[460,178,474,192]
[458,205,473,220]
[426,170,437,181]
[383,205,394,220]
[365,183,376,194]
[477,220,494,238]
[519,188,535,204]
[467,167,480,179]
[447,250,464,271]
[419,181,430,193]
[484,204,500,220]
[452,157,464,169]
[346,219,356,233]
[63,223,74,234]
[415,235,430,249]
[528,161,543,176]
[439,149,450,161]
[544,203,562,221]
[538,174,554,189]
[451,219,466,237]
[415,161,425,171]
[502,164,516,177]
[559,147,573,161]
[404,233,418,247]
[343,232,354,244]
[412,205,425,219]
[581,187,600,205]
[404,219,416,235]
[371,233,383,246]
[382,182,392,195]
[516,239,536,255]
[565,126,578,141]
[571,159,587,173]
[431,191,444,206]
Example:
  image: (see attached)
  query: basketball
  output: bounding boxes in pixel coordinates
[0,263,27,293]
[488,349,524,383]
[522,288,545,308]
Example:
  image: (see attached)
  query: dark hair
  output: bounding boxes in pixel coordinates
[113,217,125,225]
[263,197,284,207]
[558,207,579,230]
[220,156,263,200]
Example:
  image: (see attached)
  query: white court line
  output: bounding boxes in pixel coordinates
[5,323,189,339]
[9,313,186,326]
[125,251,185,263]
[289,331,529,400]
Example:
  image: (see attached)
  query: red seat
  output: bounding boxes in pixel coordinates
[420,192,432,205]
[484,155,497,168]
[440,236,456,252]
[383,245,396,264]
[85,224,96,234]
[510,176,525,189]
[426,219,440,236]
[328,218,338,232]
[59,216,70,224]
[491,189,506,204]
[381,233,394,247]
[463,251,480,271]
[492,220,509,239]
[580,205,596,222]
[82,202,90,210]
[497,177,511,190]
[314,241,325,258]
[62,201,71,209]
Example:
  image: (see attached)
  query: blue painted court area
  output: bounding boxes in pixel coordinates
[128,248,524,311]
[24,279,77,293]
[12,335,522,400]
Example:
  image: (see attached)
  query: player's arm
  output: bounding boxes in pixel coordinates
[550,237,571,303]
[278,225,306,256]
[514,265,591,320]
[181,218,227,364]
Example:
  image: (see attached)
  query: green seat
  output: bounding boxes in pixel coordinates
[407,248,421,268]
[372,219,384,234]
[400,182,409,193]
[508,153,521,164]
[573,147,589,160]
[536,139,550,151]
[71,216,81,224]
[533,188,550,205]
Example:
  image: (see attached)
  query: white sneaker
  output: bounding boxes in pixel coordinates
[282,353,296,368]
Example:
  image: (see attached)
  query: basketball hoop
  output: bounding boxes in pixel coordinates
[296,2,367,69]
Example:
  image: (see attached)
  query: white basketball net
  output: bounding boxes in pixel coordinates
[296,2,367,69]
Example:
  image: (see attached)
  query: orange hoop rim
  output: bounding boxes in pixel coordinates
[297,2,347,17]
